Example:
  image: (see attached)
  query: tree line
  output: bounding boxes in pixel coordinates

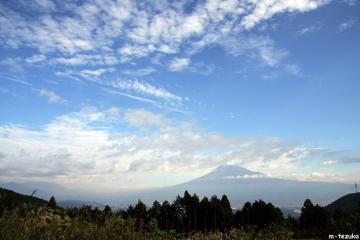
[1,188,360,239]
[117,191,283,233]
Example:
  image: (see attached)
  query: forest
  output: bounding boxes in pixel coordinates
[1,188,360,240]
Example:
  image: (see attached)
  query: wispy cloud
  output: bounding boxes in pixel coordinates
[0,57,25,73]
[110,80,183,104]
[55,68,183,107]
[298,23,322,35]
[124,108,168,128]
[220,35,300,75]
[338,19,357,32]
[0,72,32,86]
[80,68,115,77]
[322,160,338,165]
[39,88,63,103]
[25,54,47,63]
[51,55,118,66]
[122,67,157,77]
[343,0,358,6]
[169,57,190,71]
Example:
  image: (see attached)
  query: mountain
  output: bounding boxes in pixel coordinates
[189,164,266,183]
[0,181,75,201]
[1,165,354,209]
[0,187,48,209]
[325,192,360,214]
[58,200,106,209]
[0,181,106,203]
[152,164,352,208]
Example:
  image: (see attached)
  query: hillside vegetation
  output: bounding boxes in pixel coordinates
[0,188,47,213]
[325,192,360,214]
[1,188,360,239]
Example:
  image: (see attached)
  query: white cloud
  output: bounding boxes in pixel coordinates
[188,62,215,75]
[55,69,183,108]
[0,57,25,73]
[290,170,360,183]
[124,109,167,128]
[284,64,301,75]
[322,159,338,165]
[111,80,183,104]
[298,23,322,35]
[1,106,356,189]
[39,88,62,103]
[106,107,121,116]
[25,54,47,63]
[338,19,356,32]
[122,67,157,76]
[169,57,190,71]
[30,0,56,11]
[51,55,118,66]
[343,0,358,6]
[241,0,329,30]
[221,36,292,69]
[0,0,330,72]
[80,68,115,77]
[0,73,32,86]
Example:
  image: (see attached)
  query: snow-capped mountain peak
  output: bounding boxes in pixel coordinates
[194,164,266,182]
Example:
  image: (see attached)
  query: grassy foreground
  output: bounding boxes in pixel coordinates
[0,207,292,240]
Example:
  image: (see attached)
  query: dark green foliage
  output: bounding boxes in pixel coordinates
[233,200,283,227]
[1,187,360,239]
[300,199,329,229]
[103,205,112,218]
[325,192,360,214]
[0,188,47,215]
[221,195,233,229]
[293,199,330,238]
[47,196,57,209]
[148,200,161,221]
[133,200,147,231]
[119,191,284,234]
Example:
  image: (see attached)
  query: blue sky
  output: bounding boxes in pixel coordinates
[0,0,359,190]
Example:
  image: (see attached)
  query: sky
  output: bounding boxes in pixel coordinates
[0,0,359,191]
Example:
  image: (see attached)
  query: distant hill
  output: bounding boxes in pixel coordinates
[0,181,80,200]
[58,200,105,209]
[325,192,360,214]
[0,187,48,209]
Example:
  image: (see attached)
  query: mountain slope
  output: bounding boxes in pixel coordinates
[325,192,360,214]
[0,187,48,209]
[156,164,352,208]
[0,181,102,203]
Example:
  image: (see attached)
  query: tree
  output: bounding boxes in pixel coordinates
[199,197,210,231]
[48,196,57,209]
[210,195,221,231]
[134,200,147,231]
[149,200,161,221]
[300,198,329,236]
[234,200,283,227]
[160,200,177,230]
[103,205,112,219]
[220,195,233,230]
[191,193,200,231]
